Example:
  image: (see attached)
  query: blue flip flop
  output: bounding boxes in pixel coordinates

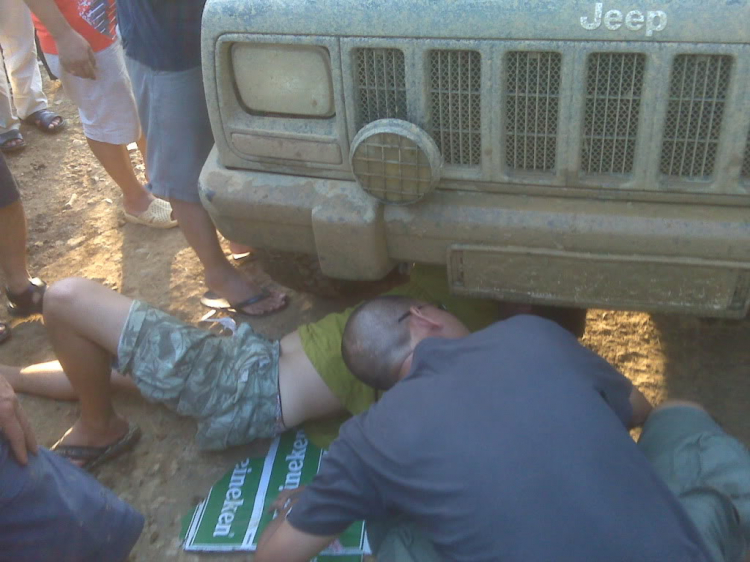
[51,425,142,472]
[200,290,288,317]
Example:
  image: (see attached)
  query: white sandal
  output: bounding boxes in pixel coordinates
[123,198,177,229]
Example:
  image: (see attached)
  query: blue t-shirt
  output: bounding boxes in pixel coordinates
[288,315,713,562]
[116,0,205,71]
[0,441,144,562]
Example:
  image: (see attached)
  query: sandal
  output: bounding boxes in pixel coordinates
[6,277,47,318]
[0,129,26,153]
[24,109,65,133]
[0,322,10,345]
[200,289,288,317]
[123,198,178,229]
[51,424,142,472]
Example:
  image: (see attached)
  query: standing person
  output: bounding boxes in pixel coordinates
[0,152,46,344]
[0,0,64,153]
[20,0,177,228]
[116,0,286,315]
[0,371,144,561]
[253,297,750,562]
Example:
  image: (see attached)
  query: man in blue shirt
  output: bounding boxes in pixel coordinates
[255,296,750,562]
[116,0,287,316]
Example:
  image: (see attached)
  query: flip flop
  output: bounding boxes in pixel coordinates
[123,198,178,229]
[50,424,142,472]
[200,289,288,317]
[0,322,10,345]
[5,277,46,318]
[0,129,26,153]
[230,250,256,264]
[23,109,65,133]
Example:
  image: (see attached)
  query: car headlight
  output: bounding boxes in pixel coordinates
[232,44,335,118]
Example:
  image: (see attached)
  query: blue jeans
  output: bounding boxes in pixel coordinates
[0,440,144,562]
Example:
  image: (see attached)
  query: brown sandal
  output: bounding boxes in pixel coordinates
[5,277,46,318]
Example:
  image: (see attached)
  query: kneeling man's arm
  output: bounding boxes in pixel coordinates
[255,514,338,562]
[258,424,385,561]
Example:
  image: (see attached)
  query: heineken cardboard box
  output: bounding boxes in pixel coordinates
[182,430,370,560]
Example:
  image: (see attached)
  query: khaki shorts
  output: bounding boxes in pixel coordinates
[639,405,750,562]
[116,301,281,451]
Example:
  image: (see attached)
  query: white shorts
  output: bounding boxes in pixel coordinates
[46,41,140,145]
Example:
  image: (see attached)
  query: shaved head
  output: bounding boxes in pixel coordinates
[342,296,421,391]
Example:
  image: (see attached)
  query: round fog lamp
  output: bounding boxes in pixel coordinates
[350,119,442,204]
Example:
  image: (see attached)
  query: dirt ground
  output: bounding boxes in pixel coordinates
[1,78,749,561]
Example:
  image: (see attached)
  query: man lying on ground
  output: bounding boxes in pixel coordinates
[0,372,143,561]
[253,296,750,562]
[6,266,526,467]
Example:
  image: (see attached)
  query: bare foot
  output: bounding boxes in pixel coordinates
[51,415,130,467]
[205,266,287,316]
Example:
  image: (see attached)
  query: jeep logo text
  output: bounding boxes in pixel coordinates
[580,3,667,36]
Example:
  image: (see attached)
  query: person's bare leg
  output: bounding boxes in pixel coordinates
[43,278,135,452]
[135,133,149,183]
[0,360,136,401]
[0,199,31,294]
[170,199,286,315]
[86,137,154,216]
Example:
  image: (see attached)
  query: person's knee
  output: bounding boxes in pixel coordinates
[653,399,707,414]
[43,277,96,323]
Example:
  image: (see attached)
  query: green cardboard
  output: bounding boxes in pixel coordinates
[181,430,369,560]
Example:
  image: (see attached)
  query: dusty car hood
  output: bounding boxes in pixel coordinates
[203,0,750,45]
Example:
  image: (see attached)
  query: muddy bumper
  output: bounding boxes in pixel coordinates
[200,149,750,317]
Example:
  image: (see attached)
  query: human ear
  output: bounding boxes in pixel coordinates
[409,306,442,329]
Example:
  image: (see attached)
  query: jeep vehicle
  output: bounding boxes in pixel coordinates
[199,0,750,318]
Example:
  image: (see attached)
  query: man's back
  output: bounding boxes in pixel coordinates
[290,315,712,561]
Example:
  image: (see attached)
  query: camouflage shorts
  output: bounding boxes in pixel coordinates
[116,301,281,450]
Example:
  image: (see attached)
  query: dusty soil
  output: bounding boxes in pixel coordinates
[1,78,749,561]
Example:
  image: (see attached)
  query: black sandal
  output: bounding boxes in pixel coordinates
[0,129,26,153]
[6,278,47,318]
[0,322,10,345]
[24,109,65,133]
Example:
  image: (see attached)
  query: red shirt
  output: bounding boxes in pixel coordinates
[33,0,117,55]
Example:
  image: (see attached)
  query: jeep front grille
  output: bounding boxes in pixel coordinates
[428,50,482,167]
[504,51,561,172]
[582,53,645,175]
[344,40,747,197]
[354,48,408,130]
[660,55,732,180]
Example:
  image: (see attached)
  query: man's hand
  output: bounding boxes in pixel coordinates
[629,387,653,428]
[57,30,97,79]
[256,485,338,562]
[22,0,96,79]
[268,486,306,516]
[0,375,38,465]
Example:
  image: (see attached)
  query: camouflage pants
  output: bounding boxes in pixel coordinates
[639,406,750,562]
[116,301,281,450]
